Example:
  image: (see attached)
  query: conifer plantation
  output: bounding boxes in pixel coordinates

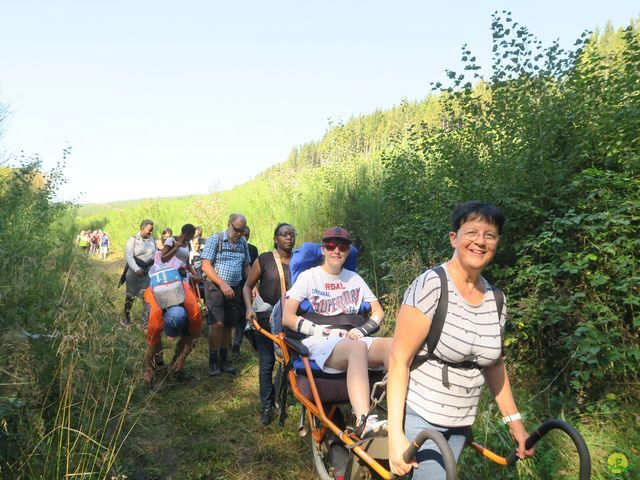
[1,14,638,479]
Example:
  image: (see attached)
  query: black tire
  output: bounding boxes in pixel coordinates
[309,409,348,480]
[310,428,334,480]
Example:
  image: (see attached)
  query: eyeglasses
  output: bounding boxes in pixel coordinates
[278,231,296,238]
[458,229,499,245]
[229,223,245,234]
[323,241,350,253]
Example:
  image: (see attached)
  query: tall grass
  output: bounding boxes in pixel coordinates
[0,158,147,479]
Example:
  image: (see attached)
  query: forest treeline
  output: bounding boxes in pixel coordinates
[2,13,638,478]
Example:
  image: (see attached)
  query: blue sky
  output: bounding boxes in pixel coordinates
[0,1,637,203]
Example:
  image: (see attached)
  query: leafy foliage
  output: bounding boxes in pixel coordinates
[506,168,639,405]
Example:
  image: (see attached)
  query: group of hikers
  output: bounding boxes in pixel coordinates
[76,229,111,258]
[117,203,535,479]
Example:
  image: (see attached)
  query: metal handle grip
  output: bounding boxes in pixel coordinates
[505,419,591,479]
[403,428,457,480]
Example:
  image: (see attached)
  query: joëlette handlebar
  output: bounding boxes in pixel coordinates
[402,428,457,480]
[505,419,591,479]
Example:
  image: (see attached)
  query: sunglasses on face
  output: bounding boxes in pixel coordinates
[323,241,350,253]
[229,223,245,234]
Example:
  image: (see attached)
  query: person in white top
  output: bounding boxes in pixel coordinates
[387,202,535,480]
[283,227,392,437]
[160,223,198,280]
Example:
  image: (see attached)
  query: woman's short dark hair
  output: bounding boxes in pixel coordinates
[273,223,293,248]
[140,219,154,229]
[181,223,196,236]
[451,201,505,234]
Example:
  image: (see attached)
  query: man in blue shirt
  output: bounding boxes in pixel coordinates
[201,213,252,376]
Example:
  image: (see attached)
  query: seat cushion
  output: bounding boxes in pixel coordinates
[296,374,350,404]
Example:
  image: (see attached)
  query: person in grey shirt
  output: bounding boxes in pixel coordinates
[121,219,156,326]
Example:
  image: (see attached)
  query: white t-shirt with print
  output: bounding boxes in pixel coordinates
[287,266,377,316]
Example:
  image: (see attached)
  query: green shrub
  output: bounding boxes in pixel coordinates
[505,168,639,406]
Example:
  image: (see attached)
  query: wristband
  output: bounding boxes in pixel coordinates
[502,412,522,424]
[356,318,381,336]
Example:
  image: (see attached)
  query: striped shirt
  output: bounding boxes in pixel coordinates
[200,231,250,286]
[403,264,506,427]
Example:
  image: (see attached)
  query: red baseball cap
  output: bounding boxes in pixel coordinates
[322,227,351,243]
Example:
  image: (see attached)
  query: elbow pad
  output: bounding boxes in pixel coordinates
[356,318,380,337]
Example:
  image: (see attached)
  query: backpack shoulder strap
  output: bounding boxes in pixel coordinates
[493,285,504,321]
[490,283,505,358]
[425,264,449,355]
[272,249,287,296]
[216,231,224,254]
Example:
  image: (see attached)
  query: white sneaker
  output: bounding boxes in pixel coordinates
[357,414,387,437]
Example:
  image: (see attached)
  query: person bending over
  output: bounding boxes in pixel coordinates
[143,281,203,385]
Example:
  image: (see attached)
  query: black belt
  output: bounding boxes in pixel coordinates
[411,354,481,389]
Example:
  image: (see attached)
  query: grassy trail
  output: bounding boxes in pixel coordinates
[97,256,316,480]
[90,256,635,480]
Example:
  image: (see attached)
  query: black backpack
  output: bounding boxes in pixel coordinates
[411,265,505,388]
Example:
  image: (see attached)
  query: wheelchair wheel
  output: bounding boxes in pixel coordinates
[309,409,348,480]
[346,434,391,480]
[310,430,338,480]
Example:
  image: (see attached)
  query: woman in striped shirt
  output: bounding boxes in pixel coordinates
[387,202,535,479]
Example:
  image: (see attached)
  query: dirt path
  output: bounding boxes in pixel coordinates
[98,255,315,480]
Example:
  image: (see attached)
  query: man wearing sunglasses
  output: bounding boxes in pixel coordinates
[201,213,252,376]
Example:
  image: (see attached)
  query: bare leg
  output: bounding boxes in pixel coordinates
[367,337,393,370]
[208,322,223,352]
[324,340,370,417]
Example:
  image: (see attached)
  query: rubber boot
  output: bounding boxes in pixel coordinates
[219,349,236,375]
[208,351,222,377]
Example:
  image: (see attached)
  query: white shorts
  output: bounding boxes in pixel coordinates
[302,336,375,374]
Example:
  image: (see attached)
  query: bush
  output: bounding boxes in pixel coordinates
[505,168,639,406]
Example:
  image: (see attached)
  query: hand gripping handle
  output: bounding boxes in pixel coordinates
[403,428,457,480]
[505,419,591,480]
